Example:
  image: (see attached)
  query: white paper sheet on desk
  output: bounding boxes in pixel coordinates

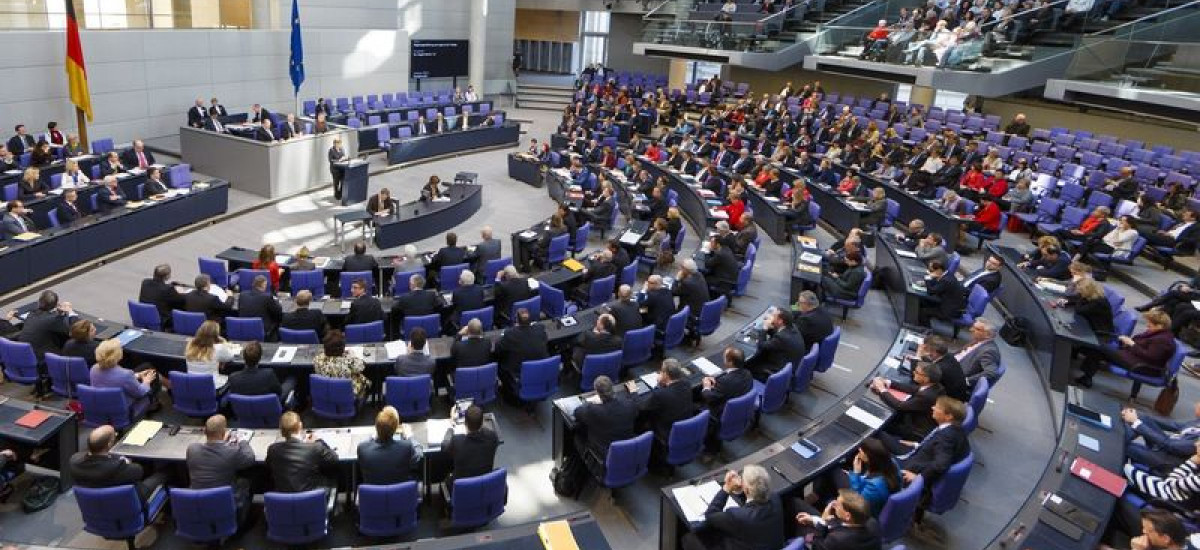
[710,209,729,219]
[385,339,431,360]
[1078,433,1100,452]
[432,197,451,202]
[209,285,229,302]
[699,189,716,198]
[528,278,540,290]
[1038,281,1067,293]
[345,346,365,360]
[314,257,330,269]
[520,230,538,239]
[896,250,917,258]
[620,231,641,245]
[272,347,297,363]
[552,168,571,178]
[693,357,722,376]
[845,405,885,429]
[123,420,163,446]
[314,430,352,453]
[425,418,466,441]
[672,481,738,523]
[800,252,822,264]
[883,356,902,371]
[904,333,924,345]
[764,196,780,203]
[340,300,352,309]
[640,372,660,389]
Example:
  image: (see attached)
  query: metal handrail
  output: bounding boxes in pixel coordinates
[1085,0,1200,35]
[644,0,678,19]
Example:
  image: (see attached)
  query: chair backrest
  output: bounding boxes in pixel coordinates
[791,345,820,393]
[264,489,329,544]
[760,363,793,414]
[459,306,495,331]
[290,270,325,297]
[45,352,89,398]
[340,271,374,297]
[879,475,925,543]
[662,306,690,350]
[170,486,238,543]
[603,431,653,488]
[816,326,841,373]
[518,356,561,402]
[621,325,654,367]
[172,372,218,417]
[573,222,591,253]
[127,300,161,331]
[666,410,709,466]
[587,275,616,308]
[439,263,469,291]
[309,374,357,420]
[401,314,440,339]
[547,233,570,264]
[279,327,320,344]
[968,377,990,418]
[454,363,499,406]
[1103,285,1125,317]
[718,390,758,441]
[357,482,420,537]
[0,337,38,384]
[78,384,134,429]
[450,468,507,528]
[228,393,283,428]
[697,296,726,336]
[172,310,205,336]
[483,257,512,284]
[511,296,541,324]
[928,452,975,514]
[346,321,385,343]
[198,257,229,288]
[74,485,150,540]
[392,270,421,296]
[1112,309,1137,339]
[580,350,623,391]
[385,375,433,419]
[226,317,265,341]
[538,284,566,318]
[237,269,270,292]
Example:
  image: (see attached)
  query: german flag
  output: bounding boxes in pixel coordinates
[64,0,92,122]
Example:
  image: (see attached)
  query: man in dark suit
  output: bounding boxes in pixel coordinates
[704,237,740,298]
[254,119,277,142]
[279,114,303,140]
[898,396,971,487]
[794,489,882,550]
[448,270,484,325]
[185,274,235,322]
[226,342,292,407]
[345,278,385,326]
[451,319,493,369]
[958,319,1001,386]
[18,290,75,360]
[674,260,711,320]
[143,167,170,196]
[822,252,867,301]
[1123,403,1200,474]
[469,226,502,278]
[237,275,283,339]
[871,362,946,450]
[138,264,184,329]
[428,232,467,286]
[358,406,423,484]
[281,290,328,341]
[608,285,642,336]
[2,201,36,239]
[249,104,271,124]
[120,140,156,169]
[746,309,806,381]
[918,336,970,402]
[572,314,623,370]
[389,273,440,338]
[328,138,348,200]
[1141,209,1200,249]
[186,414,256,525]
[6,124,34,156]
[494,266,534,324]
[639,359,695,444]
[641,275,676,330]
[495,308,549,385]
[57,189,83,224]
[961,255,1002,295]
[441,405,500,485]
[793,291,834,352]
[210,98,228,118]
[204,111,226,133]
[702,347,755,453]
[583,185,616,227]
[395,327,435,376]
[99,152,126,177]
[265,412,338,493]
[1021,245,1071,281]
[681,465,786,550]
[342,241,378,273]
[187,99,208,128]
[69,425,167,505]
[918,260,966,328]
[574,375,638,465]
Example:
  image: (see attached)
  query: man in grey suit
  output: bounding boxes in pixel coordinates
[471,226,503,279]
[185,415,255,526]
[395,327,435,376]
[956,319,1001,386]
[2,201,36,239]
[357,406,423,484]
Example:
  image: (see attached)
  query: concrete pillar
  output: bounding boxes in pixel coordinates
[252,0,275,29]
[470,0,488,94]
[909,85,936,109]
[668,59,690,90]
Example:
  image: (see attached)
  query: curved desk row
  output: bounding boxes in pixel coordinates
[385,123,521,166]
[357,112,506,152]
[0,180,229,296]
[15,166,155,230]
[372,183,483,249]
[357,512,612,550]
[328,100,493,128]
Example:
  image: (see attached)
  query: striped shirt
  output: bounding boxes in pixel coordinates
[1125,459,1200,519]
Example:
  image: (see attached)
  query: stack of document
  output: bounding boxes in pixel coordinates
[123,420,163,446]
[693,357,722,376]
[799,252,822,264]
[671,481,738,523]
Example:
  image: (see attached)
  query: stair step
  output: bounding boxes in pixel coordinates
[515,99,569,111]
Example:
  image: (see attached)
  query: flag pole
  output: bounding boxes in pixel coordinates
[75,107,88,147]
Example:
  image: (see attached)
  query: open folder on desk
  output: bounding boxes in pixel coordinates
[538,520,580,550]
[672,481,739,523]
[1070,457,1126,497]
[271,346,297,364]
[123,420,163,446]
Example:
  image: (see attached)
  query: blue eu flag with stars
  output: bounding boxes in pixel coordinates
[289,0,305,96]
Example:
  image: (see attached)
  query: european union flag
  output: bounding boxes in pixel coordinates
[289,0,305,96]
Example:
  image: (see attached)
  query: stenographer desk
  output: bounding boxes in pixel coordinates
[0,181,229,295]
[658,328,924,550]
[373,184,483,249]
[989,244,1097,392]
[180,125,356,199]
[0,399,78,490]
[357,111,503,152]
[507,153,544,188]
[385,124,521,166]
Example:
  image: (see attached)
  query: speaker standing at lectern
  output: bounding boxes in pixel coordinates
[329,138,347,200]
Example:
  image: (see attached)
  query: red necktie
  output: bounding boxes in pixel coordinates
[137,151,147,168]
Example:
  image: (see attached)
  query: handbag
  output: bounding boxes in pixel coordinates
[1154,377,1180,416]
[1000,316,1030,347]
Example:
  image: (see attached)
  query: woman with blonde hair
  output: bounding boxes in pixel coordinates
[61,158,89,188]
[90,338,159,412]
[185,320,234,378]
[19,167,45,199]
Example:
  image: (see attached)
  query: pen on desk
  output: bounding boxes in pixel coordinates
[771,465,793,484]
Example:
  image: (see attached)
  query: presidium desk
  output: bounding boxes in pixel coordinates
[179,125,358,199]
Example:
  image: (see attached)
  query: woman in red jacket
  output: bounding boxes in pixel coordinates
[970,195,1002,233]
[722,192,747,230]
[1077,309,1176,388]
[251,244,281,291]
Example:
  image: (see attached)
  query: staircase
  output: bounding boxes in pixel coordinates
[516,83,574,112]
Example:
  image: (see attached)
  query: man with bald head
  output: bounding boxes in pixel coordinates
[186,414,255,524]
[471,225,502,276]
[641,275,676,330]
[70,425,167,504]
[609,284,642,336]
